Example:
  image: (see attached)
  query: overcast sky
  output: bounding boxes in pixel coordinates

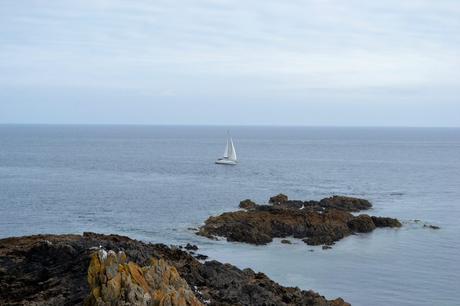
[1,0,459,126]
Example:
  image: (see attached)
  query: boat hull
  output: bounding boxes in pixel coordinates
[215,159,237,165]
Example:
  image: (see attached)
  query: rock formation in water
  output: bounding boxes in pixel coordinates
[0,232,350,306]
[197,194,401,246]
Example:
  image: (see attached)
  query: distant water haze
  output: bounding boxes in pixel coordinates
[0,125,459,306]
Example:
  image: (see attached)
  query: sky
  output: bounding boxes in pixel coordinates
[0,0,459,126]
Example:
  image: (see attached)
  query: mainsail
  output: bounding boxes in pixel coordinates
[223,139,229,158]
[227,138,237,161]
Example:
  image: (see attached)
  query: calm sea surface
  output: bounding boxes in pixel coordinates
[0,125,459,306]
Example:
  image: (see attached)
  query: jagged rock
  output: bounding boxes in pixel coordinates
[197,195,400,246]
[269,193,288,204]
[194,254,208,260]
[85,249,202,306]
[0,233,350,306]
[239,199,257,210]
[184,243,198,251]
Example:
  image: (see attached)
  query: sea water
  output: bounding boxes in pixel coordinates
[0,125,458,306]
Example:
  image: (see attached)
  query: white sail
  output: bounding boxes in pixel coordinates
[223,139,229,158]
[215,133,237,165]
[227,138,237,161]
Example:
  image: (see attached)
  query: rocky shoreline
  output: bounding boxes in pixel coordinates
[0,232,349,306]
[197,194,401,246]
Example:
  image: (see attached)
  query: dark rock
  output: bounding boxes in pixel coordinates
[185,243,199,251]
[322,245,332,250]
[424,224,440,230]
[319,196,372,212]
[269,193,288,204]
[0,233,350,306]
[371,216,402,228]
[195,254,209,260]
[347,215,376,233]
[239,199,257,210]
[281,239,292,244]
[197,195,400,247]
[266,195,372,213]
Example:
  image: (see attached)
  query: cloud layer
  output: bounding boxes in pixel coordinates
[1,0,459,125]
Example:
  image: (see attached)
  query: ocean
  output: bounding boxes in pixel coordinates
[0,125,458,306]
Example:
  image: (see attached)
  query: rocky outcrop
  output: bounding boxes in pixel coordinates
[85,249,202,306]
[269,195,372,212]
[371,216,402,228]
[319,196,372,212]
[269,193,289,204]
[197,195,401,246]
[347,215,376,233]
[0,232,350,306]
[239,199,257,210]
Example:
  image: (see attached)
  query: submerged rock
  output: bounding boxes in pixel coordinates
[423,224,440,230]
[0,232,350,306]
[281,239,292,244]
[197,195,400,246]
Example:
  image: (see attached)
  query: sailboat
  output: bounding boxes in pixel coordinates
[215,133,238,165]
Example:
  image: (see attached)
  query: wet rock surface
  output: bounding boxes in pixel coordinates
[197,195,401,246]
[184,243,198,251]
[0,232,350,306]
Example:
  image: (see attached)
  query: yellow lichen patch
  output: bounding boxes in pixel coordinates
[127,261,151,294]
[85,250,203,306]
[87,252,101,288]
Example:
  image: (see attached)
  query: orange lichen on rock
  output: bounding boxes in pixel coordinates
[85,249,202,306]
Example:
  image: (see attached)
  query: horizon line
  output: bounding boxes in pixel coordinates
[0,123,459,129]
